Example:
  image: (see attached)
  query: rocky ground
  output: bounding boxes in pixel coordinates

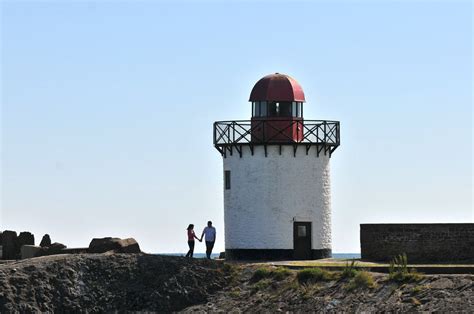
[0,253,230,312]
[0,253,473,312]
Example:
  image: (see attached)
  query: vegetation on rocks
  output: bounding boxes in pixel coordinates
[389,253,424,282]
[252,266,291,282]
[346,270,376,290]
[296,267,335,283]
[341,259,359,278]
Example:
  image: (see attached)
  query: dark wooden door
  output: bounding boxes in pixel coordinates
[293,222,312,260]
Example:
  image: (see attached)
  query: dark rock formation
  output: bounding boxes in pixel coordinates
[39,234,52,247]
[88,237,140,253]
[0,253,229,312]
[18,232,35,247]
[36,242,67,257]
[1,230,19,260]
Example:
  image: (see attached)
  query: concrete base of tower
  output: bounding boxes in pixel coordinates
[225,249,332,261]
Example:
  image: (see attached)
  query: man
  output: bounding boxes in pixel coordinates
[201,221,216,259]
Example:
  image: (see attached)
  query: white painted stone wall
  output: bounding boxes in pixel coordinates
[222,145,332,250]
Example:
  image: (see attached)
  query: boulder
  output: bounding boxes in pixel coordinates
[89,237,141,253]
[36,242,67,257]
[18,232,35,247]
[2,230,19,260]
[117,238,141,253]
[39,234,52,247]
[21,245,41,259]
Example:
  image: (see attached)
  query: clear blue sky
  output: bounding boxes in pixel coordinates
[1,1,472,254]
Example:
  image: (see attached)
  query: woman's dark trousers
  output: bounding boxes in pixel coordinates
[186,240,195,257]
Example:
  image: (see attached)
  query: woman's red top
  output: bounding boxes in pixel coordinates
[187,229,195,241]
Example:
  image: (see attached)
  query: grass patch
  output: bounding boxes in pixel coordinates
[296,267,334,284]
[251,266,291,282]
[252,279,271,292]
[412,284,429,294]
[252,267,272,282]
[341,259,359,278]
[346,270,376,290]
[389,254,424,283]
[272,267,292,280]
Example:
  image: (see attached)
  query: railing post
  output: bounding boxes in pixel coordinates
[323,121,327,143]
[232,121,236,142]
[337,122,340,145]
[213,122,216,145]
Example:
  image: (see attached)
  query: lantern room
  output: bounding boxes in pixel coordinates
[249,73,306,143]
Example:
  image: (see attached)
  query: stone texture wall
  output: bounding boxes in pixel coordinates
[360,223,474,264]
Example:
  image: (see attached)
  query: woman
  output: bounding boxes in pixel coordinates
[185,224,201,257]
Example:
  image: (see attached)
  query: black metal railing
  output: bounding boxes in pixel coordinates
[213,119,340,156]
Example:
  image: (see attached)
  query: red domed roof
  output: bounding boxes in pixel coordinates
[249,73,305,102]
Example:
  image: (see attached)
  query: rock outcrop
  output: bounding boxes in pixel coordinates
[39,234,52,247]
[1,230,19,260]
[36,242,67,257]
[17,232,34,247]
[0,253,229,312]
[88,237,140,253]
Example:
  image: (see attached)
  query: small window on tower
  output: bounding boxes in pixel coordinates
[224,170,231,190]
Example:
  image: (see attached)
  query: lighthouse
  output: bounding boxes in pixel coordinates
[213,73,340,260]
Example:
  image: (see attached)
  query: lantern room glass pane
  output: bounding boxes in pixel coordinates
[292,102,297,117]
[267,101,292,117]
[268,102,277,117]
[280,102,292,117]
[298,102,303,117]
[260,101,267,116]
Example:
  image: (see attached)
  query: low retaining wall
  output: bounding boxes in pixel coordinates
[360,223,474,264]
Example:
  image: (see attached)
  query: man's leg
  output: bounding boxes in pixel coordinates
[205,241,211,259]
[209,241,215,258]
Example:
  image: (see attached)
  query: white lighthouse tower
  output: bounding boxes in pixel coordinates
[213,73,340,260]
